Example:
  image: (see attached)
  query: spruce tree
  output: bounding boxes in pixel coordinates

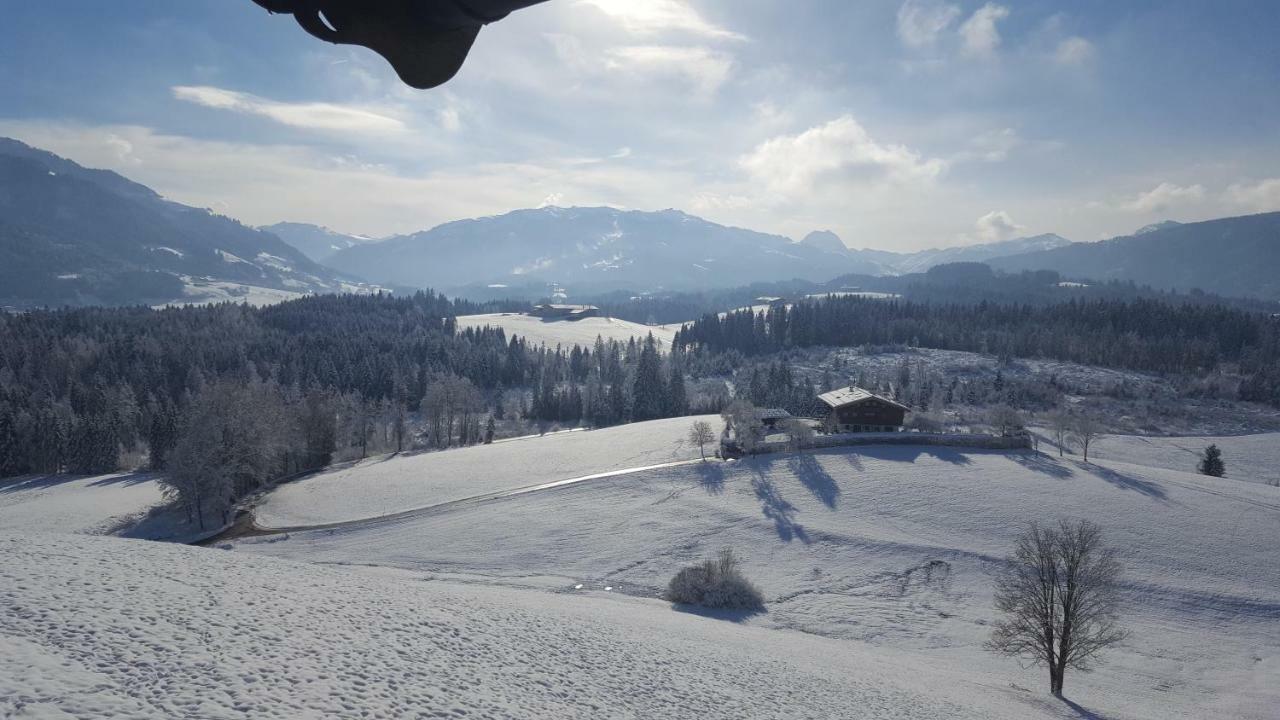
[631,334,666,421]
[1197,444,1225,477]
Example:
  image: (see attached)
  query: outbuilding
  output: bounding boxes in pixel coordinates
[818,386,909,433]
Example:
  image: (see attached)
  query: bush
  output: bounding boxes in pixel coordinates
[666,548,765,611]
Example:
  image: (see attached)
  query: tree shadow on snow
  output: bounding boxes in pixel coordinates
[1079,462,1168,501]
[851,444,975,466]
[88,472,158,488]
[670,603,766,623]
[751,472,811,544]
[1006,452,1074,480]
[1060,697,1113,720]
[695,462,725,494]
[787,453,840,509]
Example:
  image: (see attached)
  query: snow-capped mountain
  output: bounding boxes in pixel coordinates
[0,138,376,308]
[261,222,380,263]
[328,207,889,292]
[884,234,1073,275]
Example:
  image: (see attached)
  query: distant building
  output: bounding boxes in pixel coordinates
[817,386,909,433]
[755,296,787,307]
[755,408,792,430]
[531,304,600,321]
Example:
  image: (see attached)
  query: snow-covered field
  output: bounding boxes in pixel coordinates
[457,312,678,349]
[4,532,1060,719]
[6,420,1279,718]
[1086,432,1280,486]
[0,473,164,535]
[235,445,1280,719]
[255,415,717,527]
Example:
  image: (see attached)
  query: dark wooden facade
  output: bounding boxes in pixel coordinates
[818,387,908,433]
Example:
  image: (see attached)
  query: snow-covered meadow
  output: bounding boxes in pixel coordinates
[0,472,165,535]
[233,442,1280,719]
[456,312,678,349]
[255,415,717,527]
[4,418,1279,718]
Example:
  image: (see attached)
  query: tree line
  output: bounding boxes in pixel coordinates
[675,296,1280,407]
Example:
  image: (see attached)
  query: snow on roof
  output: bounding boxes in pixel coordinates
[756,408,792,420]
[817,386,910,411]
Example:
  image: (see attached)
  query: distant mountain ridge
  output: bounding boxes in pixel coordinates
[325,209,1079,293]
[0,138,375,308]
[987,213,1280,301]
[328,207,889,293]
[260,222,378,263]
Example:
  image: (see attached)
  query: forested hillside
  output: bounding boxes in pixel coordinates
[676,296,1280,406]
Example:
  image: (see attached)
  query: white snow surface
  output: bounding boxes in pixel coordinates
[254,415,718,527]
[3,532,1055,720]
[1086,432,1280,485]
[456,312,677,349]
[0,473,165,535]
[237,446,1280,719]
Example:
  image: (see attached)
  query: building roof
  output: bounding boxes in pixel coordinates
[817,386,910,411]
[755,408,792,420]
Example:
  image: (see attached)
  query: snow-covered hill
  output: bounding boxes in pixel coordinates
[255,415,718,527]
[3,531,1055,719]
[0,473,164,535]
[235,444,1280,719]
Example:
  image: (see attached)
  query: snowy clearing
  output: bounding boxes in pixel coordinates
[0,473,165,535]
[254,415,719,527]
[456,312,678,349]
[3,532,1061,720]
[236,446,1280,719]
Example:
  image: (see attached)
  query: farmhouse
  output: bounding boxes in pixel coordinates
[818,386,909,433]
[531,304,600,321]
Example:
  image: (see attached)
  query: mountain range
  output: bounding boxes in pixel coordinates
[0,138,375,308]
[4,138,1279,307]
[987,212,1280,300]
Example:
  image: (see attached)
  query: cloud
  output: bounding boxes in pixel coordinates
[966,127,1021,162]
[1122,182,1206,213]
[0,121,703,238]
[1225,178,1280,212]
[172,86,405,135]
[896,0,961,48]
[1054,36,1095,66]
[604,46,733,95]
[578,0,746,40]
[959,3,1010,58]
[739,115,945,199]
[973,210,1024,241]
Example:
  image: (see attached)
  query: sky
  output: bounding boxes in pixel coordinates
[1,0,1278,251]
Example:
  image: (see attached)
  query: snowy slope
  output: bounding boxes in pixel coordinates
[0,473,164,535]
[1086,432,1280,485]
[4,531,1060,720]
[255,415,718,527]
[456,312,678,349]
[236,447,1280,719]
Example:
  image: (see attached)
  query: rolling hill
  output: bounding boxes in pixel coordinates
[0,138,377,308]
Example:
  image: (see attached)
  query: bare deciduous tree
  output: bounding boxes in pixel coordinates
[1048,409,1072,457]
[987,519,1127,697]
[688,420,715,461]
[1070,414,1102,463]
[987,404,1025,437]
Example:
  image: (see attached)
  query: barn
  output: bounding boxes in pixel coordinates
[531,304,600,321]
[818,386,909,433]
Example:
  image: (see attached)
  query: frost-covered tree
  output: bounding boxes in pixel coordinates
[781,417,815,452]
[1197,444,1225,477]
[1070,414,1102,463]
[688,420,714,461]
[987,404,1025,437]
[987,519,1126,696]
[1048,409,1072,457]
